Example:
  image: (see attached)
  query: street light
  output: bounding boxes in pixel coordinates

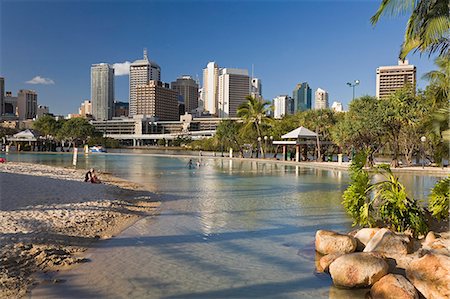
[346,80,360,101]
[264,136,268,158]
[421,136,426,169]
[270,136,273,158]
[257,136,262,158]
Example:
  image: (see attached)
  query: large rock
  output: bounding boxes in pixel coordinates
[364,228,412,256]
[319,253,342,273]
[329,252,389,288]
[406,253,450,299]
[354,228,380,247]
[315,230,357,255]
[370,274,419,299]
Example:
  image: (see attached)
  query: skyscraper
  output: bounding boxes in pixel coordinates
[314,88,329,110]
[293,82,312,112]
[273,95,292,119]
[135,80,179,121]
[0,77,4,116]
[91,63,114,120]
[251,78,262,99]
[202,62,219,115]
[218,68,251,118]
[129,49,161,116]
[17,89,37,120]
[376,60,416,99]
[171,76,199,114]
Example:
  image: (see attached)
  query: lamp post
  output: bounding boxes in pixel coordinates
[346,80,360,101]
[420,136,426,169]
[264,136,268,158]
[257,136,262,158]
[270,136,273,158]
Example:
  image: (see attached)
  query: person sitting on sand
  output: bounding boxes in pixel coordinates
[90,168,101,184]
[84,169,92,182]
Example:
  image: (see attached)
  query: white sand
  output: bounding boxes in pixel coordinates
[0,162,159,298]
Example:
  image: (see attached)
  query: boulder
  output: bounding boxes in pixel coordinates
[319,253,342,273]
[370,274,419,299]
[364,228,412,256]
[329,252,389,288]
[315,230,357,255]
[354,228,380,247]
[406,253,450,299]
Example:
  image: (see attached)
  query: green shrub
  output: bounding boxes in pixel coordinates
[428,177,449,220]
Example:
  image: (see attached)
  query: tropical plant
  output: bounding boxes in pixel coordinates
[428,176,449,220]
[237,96,271,156]
[371,0,450,59]
[215,120,245,157]
[342,151,428,237]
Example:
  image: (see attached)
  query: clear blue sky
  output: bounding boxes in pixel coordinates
[0,0,438,115]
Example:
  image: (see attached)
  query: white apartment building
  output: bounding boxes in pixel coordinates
[218,68,251,118]
[331,101,343,112]
[91,63,114,120]
[376,60,416,99]
[314,88,329,110]
[202,62,219,115]
[273,95,291,119]
[129,49,161,116]
[251,78,262,98]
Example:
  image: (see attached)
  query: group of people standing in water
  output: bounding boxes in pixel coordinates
[187,159,202,169]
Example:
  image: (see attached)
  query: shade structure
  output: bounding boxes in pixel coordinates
[281,126,317,139]
[8,129,40,142]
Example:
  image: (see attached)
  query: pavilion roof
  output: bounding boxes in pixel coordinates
[281,126,318,139]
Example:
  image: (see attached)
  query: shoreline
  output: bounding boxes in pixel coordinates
[0,162,160,298]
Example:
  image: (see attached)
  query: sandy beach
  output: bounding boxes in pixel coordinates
[0,162,160,298]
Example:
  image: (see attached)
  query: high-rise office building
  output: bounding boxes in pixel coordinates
[91,63,114,120]
[314,88,329,110]
[171,76,199,114]
[251,78,262,98]
[4,91,17,116]
[0,77,4,116]
[135,80,179,121]
[17,89,38,120]
[129,49,161,116]
[79,100,92,117]
[218,68,251,118]
[376,60,416,99]
[114,101,129,117]
[293,82,312,112]
[202,62,220,115]
[273,95,292,119]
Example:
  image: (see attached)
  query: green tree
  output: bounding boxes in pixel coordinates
[33,115,60,137]
[371,0,450,59]
[237,96,271,157]
[58,118,96,148]
[215,120,245,157]
[428,177,450,220]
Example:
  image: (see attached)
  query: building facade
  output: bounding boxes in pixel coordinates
[273,95,292,119]
[135,80,179,121]
[293,82,312,112]
[202,62,220,115]
[79,100,92,117]
[91,63,114,120]
[4,91,17,117]
[129,49,161,116]
[36,105,49,118]
[218,68,251,118]
[314,88,329,110]
[251,78,262,99]
[0,77,4,116]
[171,76,199,114]
[331,101,343,112]
[17,89,37,120]
[114,101,129,117]
[376,60,416,99]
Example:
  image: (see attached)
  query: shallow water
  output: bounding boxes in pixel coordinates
[3,152,442,298]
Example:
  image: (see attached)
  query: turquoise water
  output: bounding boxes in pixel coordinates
[3,152,442,298]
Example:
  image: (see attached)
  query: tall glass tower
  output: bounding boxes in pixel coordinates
[91,63,114,120]
[292,82,312,112]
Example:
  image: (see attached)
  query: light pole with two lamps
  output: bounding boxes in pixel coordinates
[420,136,426,169]
[346,80,360,101]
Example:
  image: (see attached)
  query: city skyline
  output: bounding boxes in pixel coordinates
[1,1,438,115]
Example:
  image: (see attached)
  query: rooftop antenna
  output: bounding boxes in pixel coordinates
[143,48,148,60]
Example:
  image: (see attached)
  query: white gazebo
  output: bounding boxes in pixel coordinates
[273,126,319,162]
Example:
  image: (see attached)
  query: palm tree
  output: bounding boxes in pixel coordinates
[371,0,449,59]
[237,96,271,157]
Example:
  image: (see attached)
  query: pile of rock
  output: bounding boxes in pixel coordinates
[315,228,450,298]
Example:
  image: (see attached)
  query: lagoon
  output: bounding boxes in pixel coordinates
[3,152,441,298]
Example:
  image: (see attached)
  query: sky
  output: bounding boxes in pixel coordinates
[0,0,439,115]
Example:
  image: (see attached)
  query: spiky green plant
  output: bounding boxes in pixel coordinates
[428,177,450,220]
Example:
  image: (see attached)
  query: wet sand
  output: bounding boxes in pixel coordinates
[0,162,160,298]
